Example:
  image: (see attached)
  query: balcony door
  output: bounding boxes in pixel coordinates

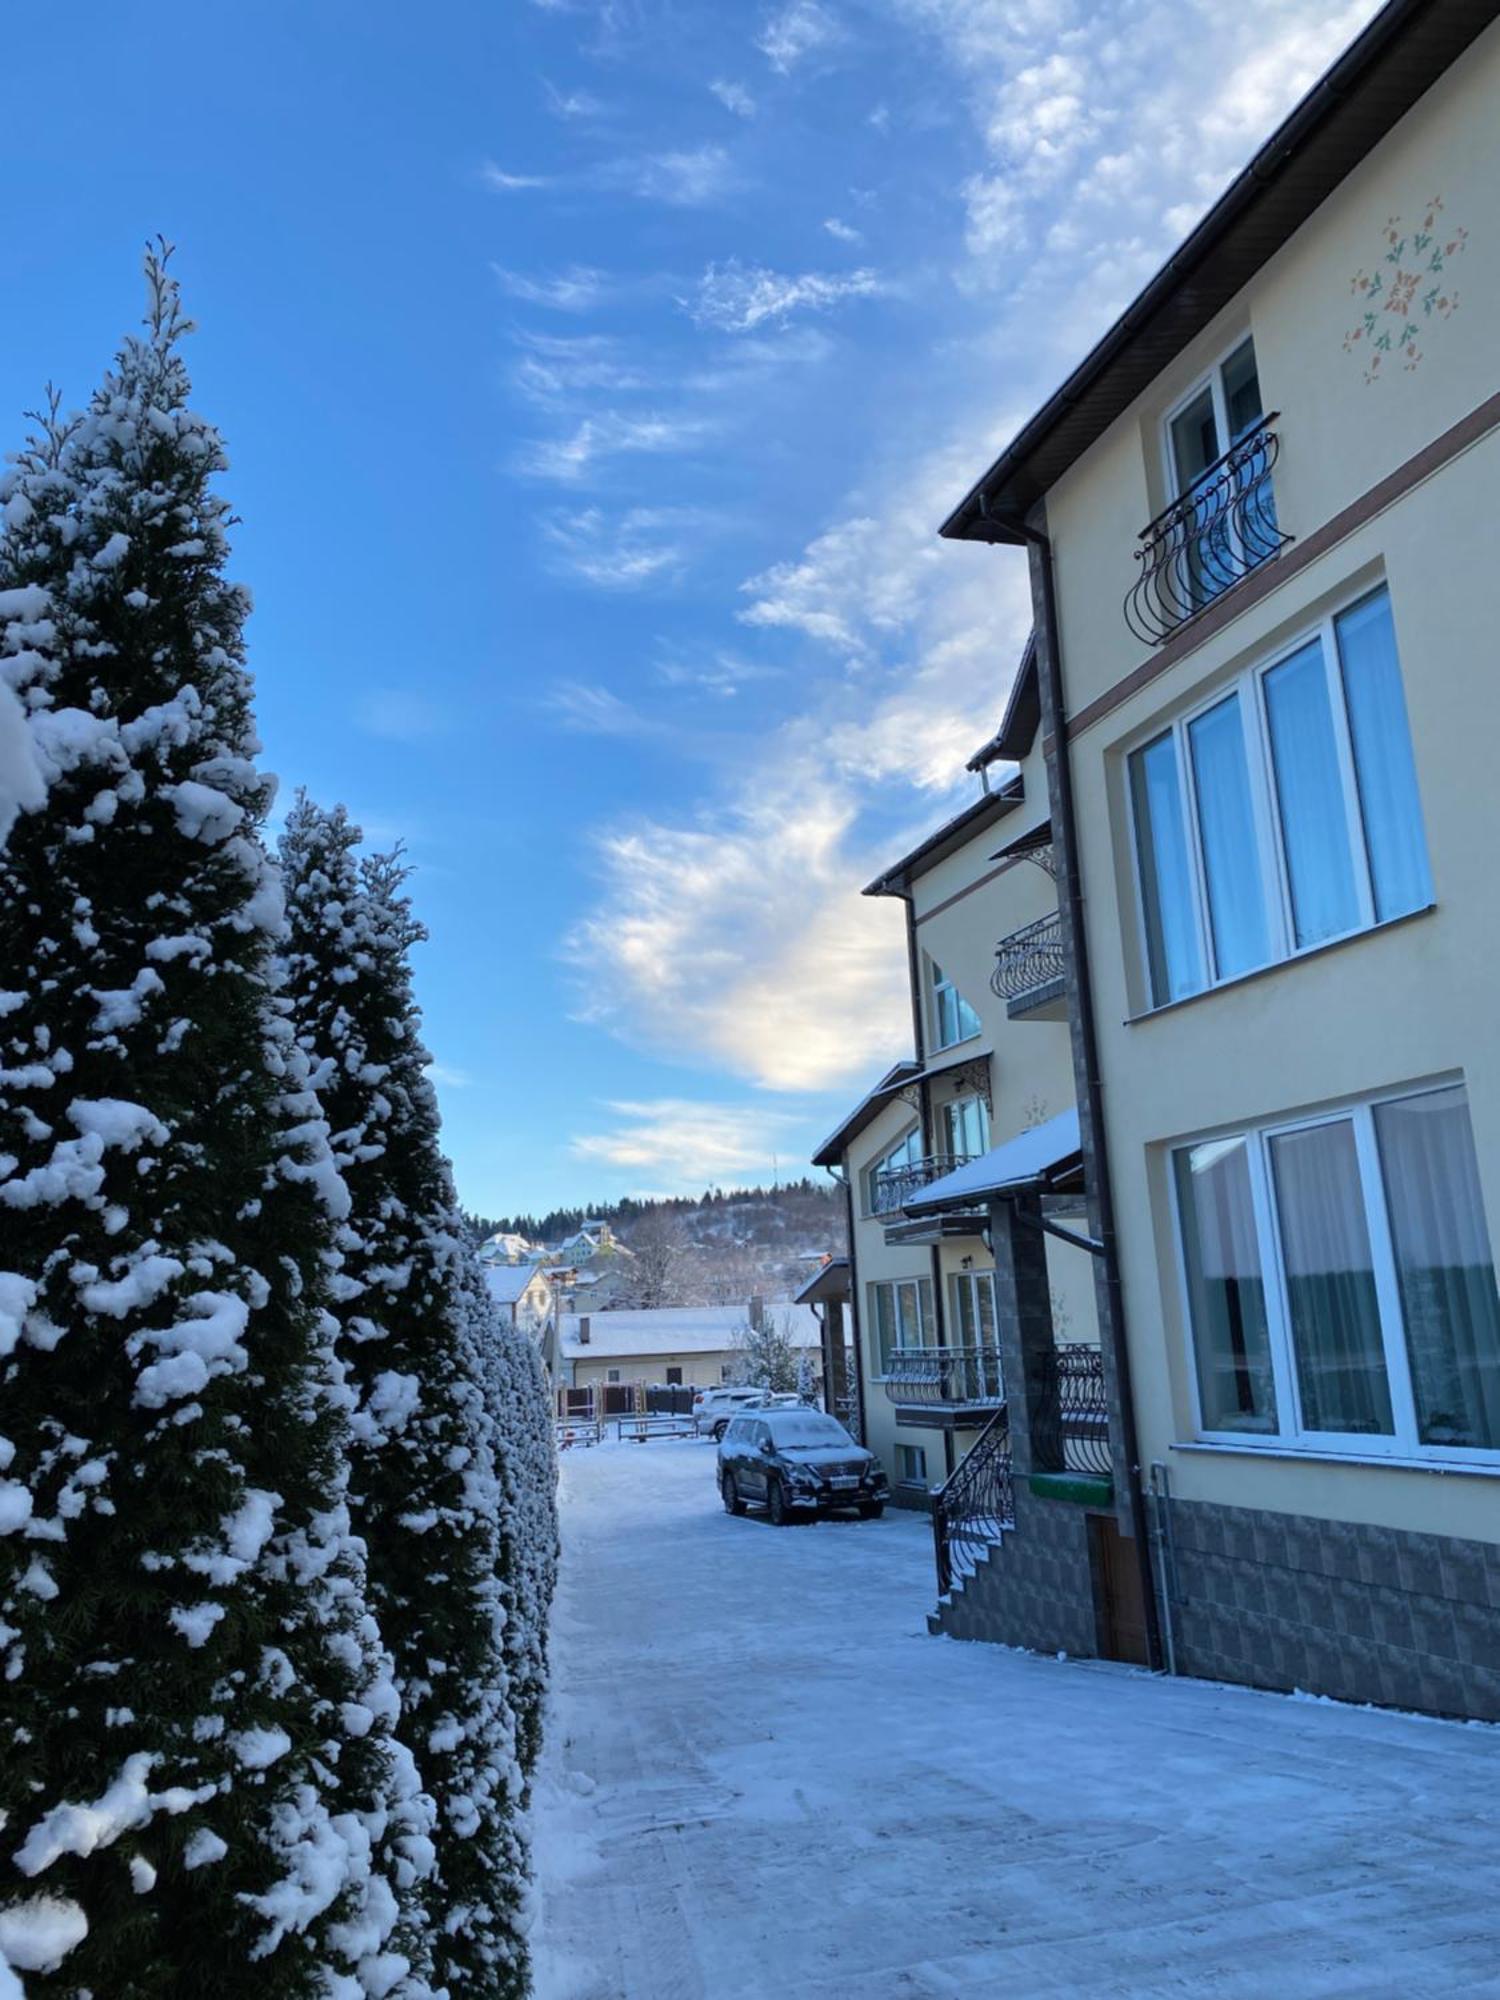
[949,1269,1002,1400]
[1165,336,1271,609]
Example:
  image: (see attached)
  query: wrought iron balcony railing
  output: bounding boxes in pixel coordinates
[884,1345,1004,1406]
[1032,1342,1112,1478]
[870,1153,976,1217]
[990,910,1065,1005]
[933,1405,1013,1595]
[1124,420,1292,647]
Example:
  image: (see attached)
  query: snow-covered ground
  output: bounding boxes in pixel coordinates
[531,1439,1500,2000]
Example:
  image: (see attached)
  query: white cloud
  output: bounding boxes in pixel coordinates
[685,260,883,333]
[519,409,712,482]
[494,264,608,311]
[567,790,910,1092]
[511,331,648,403]
[355,689,448,741]
[429,1063,474,1089]
[554,0,1389,1106]
[571,1098,805,1186]
[624,145,738,206]
[709,78,757,118]
[480,162,551,192]
[544,82,609,118]
[544,507,697,590]
[757,0,843,73]
[656,650,781,700]
[823,216,863,244]
[545,681,653,735]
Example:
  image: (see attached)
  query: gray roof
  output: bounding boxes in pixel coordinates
[901,1108,1082,1215]
[485,1264,550,1306]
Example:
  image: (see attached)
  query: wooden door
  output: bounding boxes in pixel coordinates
[1088,1513,1151,1666]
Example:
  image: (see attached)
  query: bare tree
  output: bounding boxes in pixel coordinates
[623,1208,688,1309]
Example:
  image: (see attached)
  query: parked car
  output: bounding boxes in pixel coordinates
[693,1384,771,1440]
[718,1411,888,1524]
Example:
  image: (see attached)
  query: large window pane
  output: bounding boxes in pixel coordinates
[1176,1136,1277,1433]
[1188,695,1272,980]
[1376,1087,1500,1450]
[1263,639,1361,947]
[1221,339,1264,442]
[1336,591,1431,922]
[1270,1121,1393,1436]
[1130,732,1204,1005]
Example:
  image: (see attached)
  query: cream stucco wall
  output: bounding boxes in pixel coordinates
[1047,21,1500,723]
[571,1351,741,1390]
[840,738,1098,1494]
[1043,28,1500,1544]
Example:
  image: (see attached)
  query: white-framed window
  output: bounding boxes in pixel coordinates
[867,1277,935,1372]
[1163,335,1277,615]
[1129,584,1430,1009]
[866,1123,922,1215]
[607,1368,621,1384]
[720,1363,734,1383]
[895,1443,929,1487]
[1173,1080,1500,1463]
[949,1269,999,1347]
[929,958,981,1051]
[941,1093,989,1161]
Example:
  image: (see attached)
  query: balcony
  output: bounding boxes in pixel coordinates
[885,1345,1004,1427]
[870,1153,976,1217]
[990,911,1066,1020]
[1033,1342,1112,1478]
[1123,420,1292,647]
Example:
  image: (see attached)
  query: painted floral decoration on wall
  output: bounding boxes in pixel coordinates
[1344,198,1467,384]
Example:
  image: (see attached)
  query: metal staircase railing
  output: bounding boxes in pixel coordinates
[931,1403,1014,1597]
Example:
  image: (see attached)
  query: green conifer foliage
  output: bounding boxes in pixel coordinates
[278,802,538,1998]
[0,252,421,1996]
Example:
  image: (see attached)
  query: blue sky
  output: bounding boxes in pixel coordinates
[2,0,1377,1217]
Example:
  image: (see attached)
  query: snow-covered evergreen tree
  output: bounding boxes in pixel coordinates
[278,801,546,1998]
[0,250,425,1995]
[466,1268,557,1784]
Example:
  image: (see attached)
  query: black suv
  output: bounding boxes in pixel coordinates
[717,1410,888,1524]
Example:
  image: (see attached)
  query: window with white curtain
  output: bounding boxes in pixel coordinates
[895,1444,929,1487]
[1174,1082,1500,1460]
[1129,585,1431,1009]
[867,1277,935,1372]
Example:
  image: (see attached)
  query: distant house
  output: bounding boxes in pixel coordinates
[558,1301,822,1394]
[484,1262,553,1338]
[478,1230,536,1266]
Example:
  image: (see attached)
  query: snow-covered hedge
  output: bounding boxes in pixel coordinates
[0,249,557,1996]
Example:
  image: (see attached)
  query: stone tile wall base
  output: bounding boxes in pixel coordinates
[1164,1497,1500,1724]
[934,1486,1101,1656]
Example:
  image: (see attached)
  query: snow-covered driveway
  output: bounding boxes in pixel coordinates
[531,1439,1499,2000]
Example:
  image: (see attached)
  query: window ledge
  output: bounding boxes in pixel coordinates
[929,1031,984,1058]
[1171,1438,1500,1479]
[1125,902,1436,1026]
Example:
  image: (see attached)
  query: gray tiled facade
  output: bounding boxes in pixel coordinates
[933,1486,1102,1656]
[1163,1497,1500,1723]
[935,1486,1500,1724]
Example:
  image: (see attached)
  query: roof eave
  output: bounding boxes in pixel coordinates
[940,0,1480,544]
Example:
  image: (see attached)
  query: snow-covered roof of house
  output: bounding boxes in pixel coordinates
[558,1303,821,1359]
[485,1264,550,1307]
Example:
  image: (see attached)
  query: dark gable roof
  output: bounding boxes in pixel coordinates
[941,0,1496,546]
[812,1062,920,1168]
[862,772,1023,899]
[967,633,1039,772]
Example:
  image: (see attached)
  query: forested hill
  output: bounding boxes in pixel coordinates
[464,1178,845,1257]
